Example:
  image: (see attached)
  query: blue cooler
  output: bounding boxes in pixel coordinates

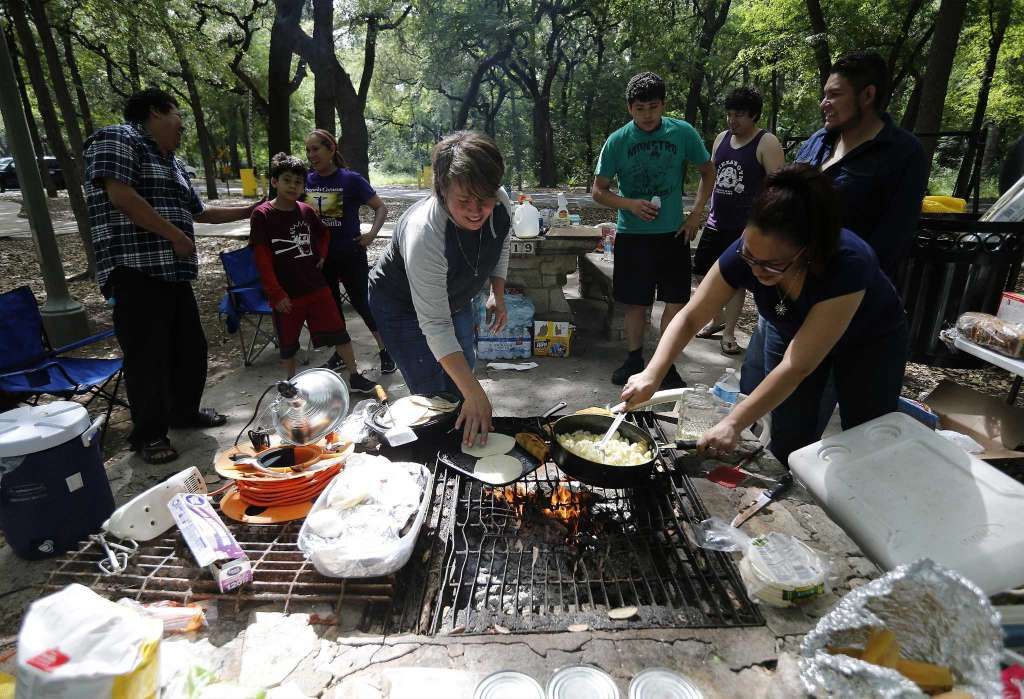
[0,402,114,559]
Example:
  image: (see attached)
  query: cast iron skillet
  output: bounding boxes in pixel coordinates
[549,411,696,488]
[365,391,462,443]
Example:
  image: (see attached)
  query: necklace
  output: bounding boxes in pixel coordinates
[453,228,481,276]
[774,286,788,316]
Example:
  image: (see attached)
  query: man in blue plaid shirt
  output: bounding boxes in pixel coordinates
[84,88,257,464]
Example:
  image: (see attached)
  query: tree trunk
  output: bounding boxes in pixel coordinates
[163,20,218,200]
[901,73,923,129]
[227,112,241,176]
[454,46,512,130]
[27,0,86,177]
[128,48,140,92]
[770,66,780,133]
[805,0,832,90]
[11,1,94,274]
[914,0,969,176]
[953,0,1011,198]
[60,30,94,137]
[267,1,303,163]
[334,69,370,176]
[532,95,556,187]
[312,0,335,132]
[6,24,56,196]
[684,0,732,124]
[980,121,999,178]
[242,96,254,167]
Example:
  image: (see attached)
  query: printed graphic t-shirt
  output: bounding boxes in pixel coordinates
[304,168,376,252]
[249,200,329,305]
[595,116,710,234]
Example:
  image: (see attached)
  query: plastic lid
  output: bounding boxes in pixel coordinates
[547,666,620,699]
[474,671,544,699]
[0,401,90,458]
[629,668,704,699]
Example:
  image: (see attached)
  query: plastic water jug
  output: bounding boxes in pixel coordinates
[712,368,741,405]
[513,199,540,238]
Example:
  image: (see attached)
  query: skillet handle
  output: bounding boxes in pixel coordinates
[542,401,568,419]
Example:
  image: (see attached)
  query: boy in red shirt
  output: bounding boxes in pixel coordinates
[249,153,375,391]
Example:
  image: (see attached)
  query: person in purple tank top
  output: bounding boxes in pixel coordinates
[692,87,784,355]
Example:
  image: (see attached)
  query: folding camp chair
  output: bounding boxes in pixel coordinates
[0,286,126,437]
[218,247,278,366]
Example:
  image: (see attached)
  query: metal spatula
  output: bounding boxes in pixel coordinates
[596,409,627,452]
[375,385,418,446]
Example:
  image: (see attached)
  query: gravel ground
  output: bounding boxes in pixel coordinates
[1,190,1019,466]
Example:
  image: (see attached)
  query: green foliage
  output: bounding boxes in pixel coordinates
[8,0,1024,189]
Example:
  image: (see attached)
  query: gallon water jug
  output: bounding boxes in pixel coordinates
[513,199,540,238]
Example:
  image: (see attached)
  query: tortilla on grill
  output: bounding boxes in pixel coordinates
[473,454,522,484]
[461,432,516,457]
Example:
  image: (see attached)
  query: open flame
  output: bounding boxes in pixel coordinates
[493,482,594,536]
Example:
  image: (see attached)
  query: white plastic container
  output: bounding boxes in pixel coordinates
[513,199,540,238]
[789,411,1024,594]
[555,193,570,225]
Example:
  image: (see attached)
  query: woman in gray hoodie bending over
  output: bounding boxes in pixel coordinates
[368,131,511,447]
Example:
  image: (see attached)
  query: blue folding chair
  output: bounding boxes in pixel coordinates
[0,286,126,433]
[219,247,279,366]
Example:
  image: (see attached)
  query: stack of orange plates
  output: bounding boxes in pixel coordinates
[214,442,354,524]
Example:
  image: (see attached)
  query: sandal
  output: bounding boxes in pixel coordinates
[696,322,726,339]
[174,407,228,428]
[140,438,179,465]
[720,336,743,355]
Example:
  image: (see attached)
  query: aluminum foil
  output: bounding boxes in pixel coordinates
[799,558,1003,698]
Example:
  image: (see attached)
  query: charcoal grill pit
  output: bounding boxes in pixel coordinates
[427,414,764,635]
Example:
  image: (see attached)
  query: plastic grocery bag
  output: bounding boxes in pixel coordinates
[17,583,163,699]
[695,517,832,608]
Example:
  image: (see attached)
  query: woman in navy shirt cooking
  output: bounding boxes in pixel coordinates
[622,163,908,464]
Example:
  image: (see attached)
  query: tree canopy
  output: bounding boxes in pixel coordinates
[1,0,1021,202]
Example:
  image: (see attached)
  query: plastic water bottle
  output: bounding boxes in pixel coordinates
[712,368,741,405]
[601,236,613,261]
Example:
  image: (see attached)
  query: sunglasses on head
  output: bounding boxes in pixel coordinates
[736,243,805,275]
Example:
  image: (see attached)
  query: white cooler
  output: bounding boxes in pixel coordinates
[789,411,1024,595]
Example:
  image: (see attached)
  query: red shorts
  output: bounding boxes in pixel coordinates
[272,286,349,359]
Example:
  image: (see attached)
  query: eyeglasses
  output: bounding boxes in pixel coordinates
[736,243,805,275]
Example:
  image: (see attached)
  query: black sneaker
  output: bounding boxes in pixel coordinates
[379,348,397,374]
[660,364,687,390]
[611,354,644,386]
[321,352,347,372]
[348,372,376,394]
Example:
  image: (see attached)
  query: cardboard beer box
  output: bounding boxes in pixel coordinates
[533,321,575,358]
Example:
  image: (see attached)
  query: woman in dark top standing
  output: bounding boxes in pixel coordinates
[304,129,396,375]
[622,164,908,464]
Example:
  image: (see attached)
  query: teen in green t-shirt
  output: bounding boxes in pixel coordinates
[593,72,714,387]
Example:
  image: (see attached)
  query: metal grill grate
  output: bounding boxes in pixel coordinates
[45,520,396,625]
[428,414,764,634]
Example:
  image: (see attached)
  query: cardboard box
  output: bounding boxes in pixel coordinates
[925,380,1024,460]
[897,396,939,429]
[998,292,1024,326]
[168,493,252,592]
[477,325,533,360]
[533,321,575,357]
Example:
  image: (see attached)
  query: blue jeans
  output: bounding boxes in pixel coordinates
[741,315,842,436]
[763,321,909,466]
[369,298,476,396]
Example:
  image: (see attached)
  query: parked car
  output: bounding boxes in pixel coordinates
[0,156,65,191]
[180,161,198,179]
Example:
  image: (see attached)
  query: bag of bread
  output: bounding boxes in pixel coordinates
[17,584,162,699]
[956,312,1024,358]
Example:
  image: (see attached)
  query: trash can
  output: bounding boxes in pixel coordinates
[0,402,114,559]
[894,215,1024,367]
